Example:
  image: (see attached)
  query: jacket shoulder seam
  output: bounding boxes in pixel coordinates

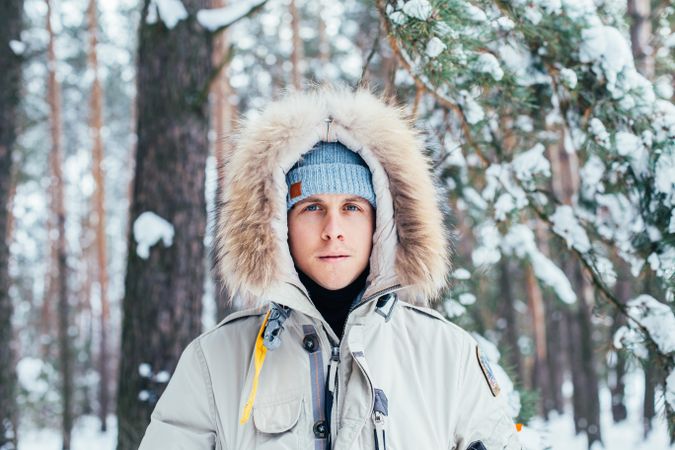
[399,302,449,323]
[399,302,476,343]
[200,306,267,338]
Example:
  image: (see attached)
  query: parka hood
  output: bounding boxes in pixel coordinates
[215,87,450,307]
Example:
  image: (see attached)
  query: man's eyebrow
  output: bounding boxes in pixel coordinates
[295,196,325,205]
[343,197,369,204]
[294,196,368,206]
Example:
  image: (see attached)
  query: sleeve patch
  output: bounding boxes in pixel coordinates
[476,346,500,397]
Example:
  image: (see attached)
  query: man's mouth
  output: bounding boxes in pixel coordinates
[318,255,350,260]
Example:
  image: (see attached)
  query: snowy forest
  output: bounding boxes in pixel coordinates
[0,0,673,449]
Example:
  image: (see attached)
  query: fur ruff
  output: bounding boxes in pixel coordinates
[215,88,450,306]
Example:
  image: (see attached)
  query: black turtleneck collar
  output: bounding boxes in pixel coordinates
[297,266,369,338]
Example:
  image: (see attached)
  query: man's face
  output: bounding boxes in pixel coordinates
[288,193,375,290]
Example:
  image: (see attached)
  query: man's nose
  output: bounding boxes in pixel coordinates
[321,210,344,241]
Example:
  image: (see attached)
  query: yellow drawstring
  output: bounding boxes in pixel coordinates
[239,310,272,424]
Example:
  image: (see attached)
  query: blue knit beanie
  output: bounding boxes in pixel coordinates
[286,141,376,210]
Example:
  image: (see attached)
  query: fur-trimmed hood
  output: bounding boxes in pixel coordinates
[215,87,450,308]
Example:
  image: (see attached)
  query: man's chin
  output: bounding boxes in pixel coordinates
[314,276,353,291]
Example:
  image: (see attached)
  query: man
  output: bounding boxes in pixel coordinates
[139,88,520,449]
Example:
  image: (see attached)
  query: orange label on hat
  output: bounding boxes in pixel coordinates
[290,182,302,199]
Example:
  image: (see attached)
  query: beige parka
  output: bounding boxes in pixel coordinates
[139,88,521,450]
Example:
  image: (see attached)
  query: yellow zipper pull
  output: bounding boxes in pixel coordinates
[239,310,272,424]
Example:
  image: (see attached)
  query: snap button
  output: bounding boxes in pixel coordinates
[303,335,318,353]
[313,420,327,438]
[376,293,393,308]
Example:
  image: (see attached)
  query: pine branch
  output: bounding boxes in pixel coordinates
[375,0,491,166]
[359,23,382,87]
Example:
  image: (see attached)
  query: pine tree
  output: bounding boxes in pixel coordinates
[86,0,111,432]
[116,1,268,447]
[377,0,675,441]
[46,0,74,447]
[0,0,23,448]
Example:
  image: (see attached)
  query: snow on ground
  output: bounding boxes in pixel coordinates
[19,415,116,450]
[520,369,672,450]
[19,370,673,449]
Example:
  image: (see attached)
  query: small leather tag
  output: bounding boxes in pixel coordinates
[290,182,302,199]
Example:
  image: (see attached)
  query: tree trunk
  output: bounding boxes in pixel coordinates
[609,262,629,423]
[5,166,18,244]
[565,303,586,435]
[627,0,654,79]
[86,0,111,431]
[524,264,552,416]
[116,1,213,448]
[47,0,74,448]
[563,258,602,448]
[77,220,95,418]
[0,0,23,447]
[211,0,235,321]
[643,353,656,437]
[545,303,565,414]
[576,269,602,448]
[531,218,557,416]
[609,312,628,423]
[549,131,601,447]
[498,259,524,385]
[290,0,302,89]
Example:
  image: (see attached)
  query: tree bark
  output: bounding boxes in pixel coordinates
[545,302,565,414]
[116,1,213,448]
[565,302,585,435]
[87,0,111,432]
[627,0,654,79]
[47,0,74,448]
[524,263,552,416]
[643,352,656,437]
[575,269,602,448]
[560,235,602,448]
[564,259,603,448]
[549,131,601,447]
[609,261,629,423]
[211,0,236,321]
[532,218,557,416]
[0,0,23,447]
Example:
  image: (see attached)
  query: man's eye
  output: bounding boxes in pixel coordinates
[345,204,361,212]
[304,204,320,212]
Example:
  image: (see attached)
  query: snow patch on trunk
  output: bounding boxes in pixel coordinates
[146,0,188,29]
[133,211,175,259]
[197,0,266,31]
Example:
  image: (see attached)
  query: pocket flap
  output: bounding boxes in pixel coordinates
[253,396,303,434]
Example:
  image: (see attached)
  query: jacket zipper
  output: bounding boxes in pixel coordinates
[326,345,339,449]
[328,284,402,448]
[372,411,386,450]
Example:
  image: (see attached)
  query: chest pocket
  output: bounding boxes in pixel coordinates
[253,393,306,449]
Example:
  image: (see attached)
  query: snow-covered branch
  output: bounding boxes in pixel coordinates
[145,0,268,33]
